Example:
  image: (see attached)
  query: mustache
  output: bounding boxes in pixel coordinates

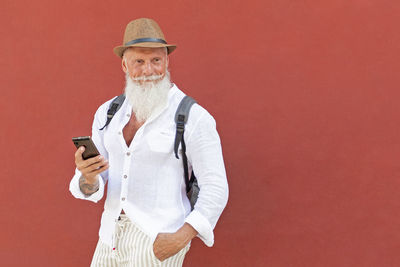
[131,74,164,82]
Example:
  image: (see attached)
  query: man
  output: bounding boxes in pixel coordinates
[70,18,228,266]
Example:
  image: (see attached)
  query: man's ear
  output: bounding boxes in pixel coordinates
[122,58,128,73]
[165,48,169,67]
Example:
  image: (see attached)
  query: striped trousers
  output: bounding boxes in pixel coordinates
[90,215,190,267]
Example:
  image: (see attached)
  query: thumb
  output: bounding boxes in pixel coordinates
[75,146,86,162]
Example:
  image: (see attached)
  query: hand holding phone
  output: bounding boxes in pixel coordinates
[72,136,109,181]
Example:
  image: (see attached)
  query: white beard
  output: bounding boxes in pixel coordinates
[124,71,171,122]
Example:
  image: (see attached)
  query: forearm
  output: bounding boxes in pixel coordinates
[79,175,100,196]
[176,223,198,246]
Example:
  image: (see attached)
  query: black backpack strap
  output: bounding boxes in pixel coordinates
[174,96,197,159]
[174,96,197,193]
[99,94,126,130]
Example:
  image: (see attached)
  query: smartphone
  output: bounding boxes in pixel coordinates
[72,136,100,160]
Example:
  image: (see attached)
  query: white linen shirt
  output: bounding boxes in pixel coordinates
[69,84,228,248]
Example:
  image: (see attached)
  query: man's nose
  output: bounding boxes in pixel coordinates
[142,62,153,76]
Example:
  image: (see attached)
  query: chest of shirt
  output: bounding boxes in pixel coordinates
[103,106,180,164]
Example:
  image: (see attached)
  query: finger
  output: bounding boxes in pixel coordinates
[90,162,109,175]
[77,158,101,172]
[91,166,109,177]
[80,155,104,169]
[86,160,108,172]
[74,146,85,162]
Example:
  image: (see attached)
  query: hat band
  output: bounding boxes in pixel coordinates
[125,38,167,46]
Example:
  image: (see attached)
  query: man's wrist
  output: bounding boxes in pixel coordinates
[175,223,198,246]
[79,175,100,196]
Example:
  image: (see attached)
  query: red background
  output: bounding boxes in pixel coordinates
[1,1,400,266]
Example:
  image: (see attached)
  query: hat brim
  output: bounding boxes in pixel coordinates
[113,42,177,58]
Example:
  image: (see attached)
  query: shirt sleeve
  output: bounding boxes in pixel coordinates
[69,168,106,203]
[184,107,229,247]
[69,99,112,203]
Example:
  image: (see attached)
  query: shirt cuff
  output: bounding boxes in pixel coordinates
[184,209,214,247]
[69,169,105,203]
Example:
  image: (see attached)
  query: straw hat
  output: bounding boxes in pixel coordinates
[113,18,177,58]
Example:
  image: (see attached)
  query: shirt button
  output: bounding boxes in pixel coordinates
[126,152,131,156]
[123,175,127,179]
[126,114,130,117]
[118,131,122,135]
[121,197,126,201]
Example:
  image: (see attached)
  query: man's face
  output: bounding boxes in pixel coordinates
[122,47,168,84]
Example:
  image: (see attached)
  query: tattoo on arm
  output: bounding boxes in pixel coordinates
[79,176,100,196]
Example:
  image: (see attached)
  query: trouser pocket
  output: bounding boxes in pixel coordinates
[150,239,163,266]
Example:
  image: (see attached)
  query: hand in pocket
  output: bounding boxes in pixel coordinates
[152,232,186,261]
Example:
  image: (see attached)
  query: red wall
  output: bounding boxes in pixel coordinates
[1,1,400,266]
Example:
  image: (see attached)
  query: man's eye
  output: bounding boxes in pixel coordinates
[136,60,143,63]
